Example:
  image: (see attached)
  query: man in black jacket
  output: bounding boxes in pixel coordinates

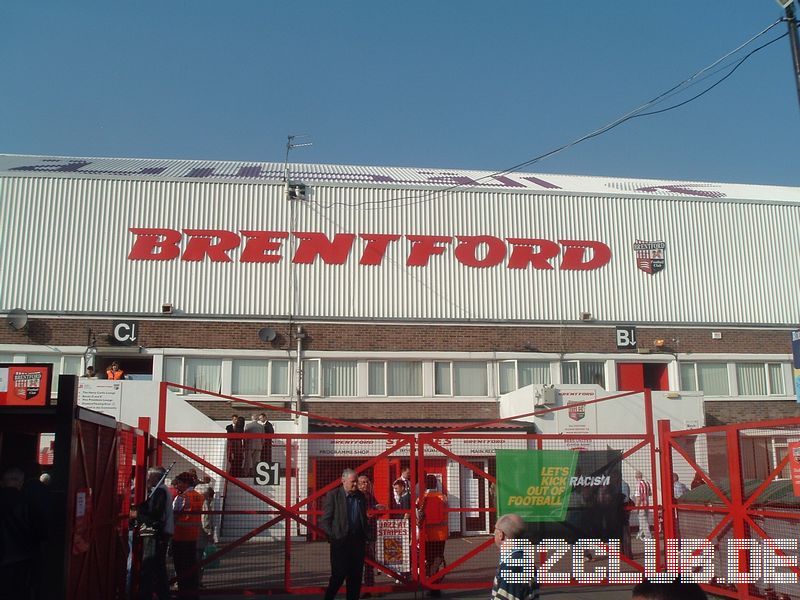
[134,466,174,600]
[320,468,371,600]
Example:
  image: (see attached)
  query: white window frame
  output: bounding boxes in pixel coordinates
[163,356,223,394]
[560,360,606,386]
[23,353,84,381]
[679,362,730,396]
[302,358,320,397]
[302,359,358,398]
[230,358,291,397]
[734,361,786,397]
[498,359,553,394]
[367,360,423,397]
[433,360,489,397]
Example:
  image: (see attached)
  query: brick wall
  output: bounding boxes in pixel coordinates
[705,400,800,426]
[0,317,790,355]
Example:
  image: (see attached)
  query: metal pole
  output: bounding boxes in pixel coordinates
[786,4,800,111]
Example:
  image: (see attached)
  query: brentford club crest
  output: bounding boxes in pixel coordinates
[633,240,666,274]
[13,370,42,401]
[568,403,585,422]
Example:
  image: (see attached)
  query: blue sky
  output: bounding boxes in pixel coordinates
[3,1,799,185]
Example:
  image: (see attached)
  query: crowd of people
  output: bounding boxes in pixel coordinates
[82,361,127,380]
[133,467,219,600]
[225,413,274,478]
[1,456,713,600]
[320,467,450,600]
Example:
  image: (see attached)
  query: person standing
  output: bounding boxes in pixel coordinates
[106,361,125,380]
[672,473,688,499]
[258,413,275,463]
[357,474,385,598]
[418,474,448,597]
[134,466,174,600]
[634,470,652,540]
[491,513,539,600]
[172,472,204,600]
[243,414,264,477]
[391,479,411,515]
[320,469,371,600]
[0,467,47,600]
[226,416,245,477]
[193,482,219,586]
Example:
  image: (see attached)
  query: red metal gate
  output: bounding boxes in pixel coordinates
[150,385,663,595]
[416,390,660,593]
[67,410,151,600]
[154,383,418,596]
[660,417,800,600]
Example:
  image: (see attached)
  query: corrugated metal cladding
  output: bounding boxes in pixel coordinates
[1,161,800,325]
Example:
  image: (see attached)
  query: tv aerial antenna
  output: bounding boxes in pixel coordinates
[283,134,312,201]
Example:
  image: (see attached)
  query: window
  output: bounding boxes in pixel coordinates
[303,360,357,397]
[164,357,183,390]
[303,360,319,396]
[164,357,222,393]
[736,362,785,396]
[680,362,729,396]
[499,360,551,394]
[561,361,605,387]
[25,354,83,381]
[434,361,488,396]
[270,360,290,395]
[231,359,290,396]
[368,361,422,396]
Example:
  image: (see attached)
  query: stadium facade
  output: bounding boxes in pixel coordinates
[1,154,799,428]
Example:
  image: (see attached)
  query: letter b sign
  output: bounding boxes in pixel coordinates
[616,326,637,349]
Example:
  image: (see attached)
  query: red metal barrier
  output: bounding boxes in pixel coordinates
[660,416,800,600]
[66,411,150,600]
[147,385,667,595]
[416,389,659,593]
[155,382,418,596]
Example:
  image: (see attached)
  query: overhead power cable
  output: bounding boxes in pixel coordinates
[312,18,787,211]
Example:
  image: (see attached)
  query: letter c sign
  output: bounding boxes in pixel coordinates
[112,321,139,345]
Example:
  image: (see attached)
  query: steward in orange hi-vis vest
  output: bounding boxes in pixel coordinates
[420,489,448,542]
[171,472,205,599]
[173,486,204,541]
[418,474,448,592]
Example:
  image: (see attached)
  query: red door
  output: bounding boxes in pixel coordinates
[617,363,669,391]
[617,363,645,391]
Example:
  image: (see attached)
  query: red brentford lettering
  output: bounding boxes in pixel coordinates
[558,239,612,270]
[126,228,612,270]
[454,236,506,268]
[240,231,288,263]
[506,238,560,270]
[128,228,182,261]
[292,232,356,265]
[406,235,452,267]
[359,234,402,266]
[182,229,240,262]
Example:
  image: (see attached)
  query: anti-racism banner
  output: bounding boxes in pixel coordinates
[497,449,624,543]
[792,330,800,403]
[376,518,410,572]
[497,449,578,522]
[0,364,52,407]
